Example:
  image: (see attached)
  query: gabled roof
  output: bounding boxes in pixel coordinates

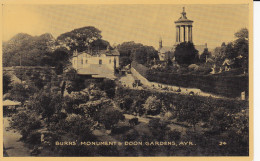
[158,46,174,53]
[77,64,116,79]
[99,49,120,56]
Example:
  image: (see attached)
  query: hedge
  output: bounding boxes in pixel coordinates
[146,71,248,98]
[131,61,248,98]
[131,61,149,78]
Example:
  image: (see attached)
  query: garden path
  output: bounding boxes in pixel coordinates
[3,117,31,157]
[119,73,225,99]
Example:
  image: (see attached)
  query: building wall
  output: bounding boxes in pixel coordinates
[72,53,119,70]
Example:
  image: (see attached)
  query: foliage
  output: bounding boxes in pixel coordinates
[117,41,159,66]
[10,110,42,139]
[131,61,248,97]
[26,91,63,121]
[119,56,132,67]
[213,28,248,72]
[148,118,170,140]
[90,39,110,51]
[3,72,12,94]
[64,114,95,139]
[174,42,199,65]
[43,48,72,74]
[131,61,149,77]
[95,79,116,98]
[65,77,86,94]
[6,82,39,103]
[143,95,161,115]
[145,68,248,98]
[200,48,212,63]
[56,26,103,52]
[63,91,89,114]
[114,88,248,155]
[97,108,125,130]
[3,33,55,67]
[234,28,248,40]
[13,67,58,90]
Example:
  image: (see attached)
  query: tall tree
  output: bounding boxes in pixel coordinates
[3,33,55,67]
[200,48,212,63]
[117,41,158,66]
[3,72,12,94]
[174,42,199,65]
[233,28,248,70]
[56,26,103,52]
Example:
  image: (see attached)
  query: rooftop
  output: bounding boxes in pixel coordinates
[77,64,116,79]
[175,7,193,23]
[74,49,120,57]
[158,46,174,53]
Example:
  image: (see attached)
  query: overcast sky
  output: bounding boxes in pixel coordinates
[2,4,249,49]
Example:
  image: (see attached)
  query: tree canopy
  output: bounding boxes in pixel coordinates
[117,41,159,66]
[174,42,199,65]
[3,72,12,94]
[200,48,212,63]
[213,28,248,70]
[3,33,55,67]
[56,26,106,52]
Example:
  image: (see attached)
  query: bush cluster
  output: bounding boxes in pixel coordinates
[114,87,249,155]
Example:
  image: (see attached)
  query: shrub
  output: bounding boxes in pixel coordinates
[10,110,42,139]
[98,108,125,130]
[3,72,12,94]
[7,82,39,103]
[26,91,63,122]
[129,118,139,126]
[143,95,161,115]
[26,131,41,145]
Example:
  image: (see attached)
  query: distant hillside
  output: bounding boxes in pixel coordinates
[3,33,56,67]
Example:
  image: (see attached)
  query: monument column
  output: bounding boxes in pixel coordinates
[179,26,183,42]
[188,26,191,42]
[190,26,193,42]
[176,26,178,42]
[178,26,181,42]
[183,25,186,42]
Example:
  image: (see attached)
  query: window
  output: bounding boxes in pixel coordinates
[81,59,83,64]
[109,59,111,64]
[85,60,88,64]
[99,59,102,65]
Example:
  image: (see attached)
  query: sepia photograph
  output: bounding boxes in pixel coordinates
[1,0,252,159]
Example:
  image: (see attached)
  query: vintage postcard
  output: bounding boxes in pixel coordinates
[0,0,253,160]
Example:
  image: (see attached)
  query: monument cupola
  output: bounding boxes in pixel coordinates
[175,7,193,44]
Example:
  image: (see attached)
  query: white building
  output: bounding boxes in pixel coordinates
[71,48,120,79]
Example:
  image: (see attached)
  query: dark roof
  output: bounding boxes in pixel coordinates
[175,19,193,23]
[100,49,120,56]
